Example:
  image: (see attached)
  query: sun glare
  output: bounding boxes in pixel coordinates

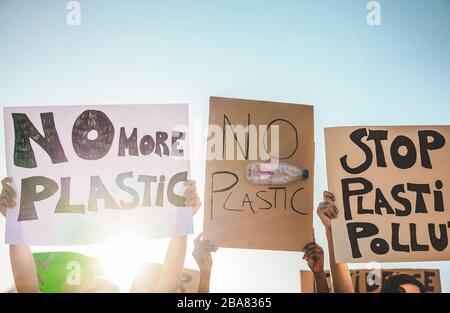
[92,233,158,292]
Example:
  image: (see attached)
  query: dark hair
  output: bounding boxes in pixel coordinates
[380,274,425,293]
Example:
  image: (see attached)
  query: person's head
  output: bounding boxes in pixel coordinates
[381,274,425,293]
[80,276,120,293]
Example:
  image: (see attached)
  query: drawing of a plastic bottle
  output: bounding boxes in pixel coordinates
[246,162,309,185]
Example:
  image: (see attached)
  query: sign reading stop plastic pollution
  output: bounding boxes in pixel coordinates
[325,126,450,263]
[3,104,192,245]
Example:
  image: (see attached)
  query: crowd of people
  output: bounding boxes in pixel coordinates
[0,177,426,293]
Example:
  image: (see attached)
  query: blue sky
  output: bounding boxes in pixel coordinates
[0,0,449,292]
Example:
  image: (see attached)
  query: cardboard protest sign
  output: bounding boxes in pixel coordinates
[33,252,104,293]
[300,268,441,293]
[325,126,450,262]
[204,97,314,251]
[130,263,200,293]
[3,105,192,245]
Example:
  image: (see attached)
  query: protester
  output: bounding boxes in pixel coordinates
[303,230,329,293]
[1,178,39,293]
[380,274,425,293]
[192,233,218,293]
[316,191,354,293]
[80,277,120,293]
[0,177,201,293]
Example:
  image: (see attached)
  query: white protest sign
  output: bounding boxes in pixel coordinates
[3,104,192,245]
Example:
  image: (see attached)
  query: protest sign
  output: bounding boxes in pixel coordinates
[300,268,441,293]
[4,104,192,245]
[204,97,314,251]
[131,263,200,293]
[33,252,103,293]
[325,126,450,262]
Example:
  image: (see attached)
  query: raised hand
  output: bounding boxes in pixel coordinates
[184,180,201,215]
[1,177,17,217]
[316,191,339,229]
[192,233,218,271]
[303,230,325,274]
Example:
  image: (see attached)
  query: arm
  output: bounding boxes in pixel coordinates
[155,180,201,293]
[313,271,329,294]
[317,191,354,293]
[198,267,212,293]
[303,231,329,293]
[192,233,217,293]
[9,245,39,293]
[1,177,39,293]
[325,228,353,293]
[155,235,188,292]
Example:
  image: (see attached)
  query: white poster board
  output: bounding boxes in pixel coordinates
[3,104,192,245]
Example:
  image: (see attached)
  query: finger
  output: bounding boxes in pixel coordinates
[201,244,218,251]
[318,208,333,220]
[200,240,216,247]
[5,198,16,208]
[317,201,331,213]
[330,206,338,218]
[185,199,201,208]
[185,191,199,202]
[186,193,197,202]
[193,200,201,209]
[1,198,15,209]
[183,184,197,196]
[305,251,323,261]
[304,253,316,263]
[184,197,193,206]
[200,237,216,245]
[186,201,200,211]
[332,205,339,217]
[4,186,17,200]
[307,246,323,254]
[325,206,336,218]
[184,188,195,197]
[185,199,195,207]
[303,242,316,253]
[323,191,336,202]
[201,240,217,248]
[323,204,337,219]
[184,180,196,189]
[185,194,199,204]
[304,247,323,259]
[304,242,319,251]
[1,177,12,188]
[204,246,218,254]
[196,247,213,256]
[201,246,218,253]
